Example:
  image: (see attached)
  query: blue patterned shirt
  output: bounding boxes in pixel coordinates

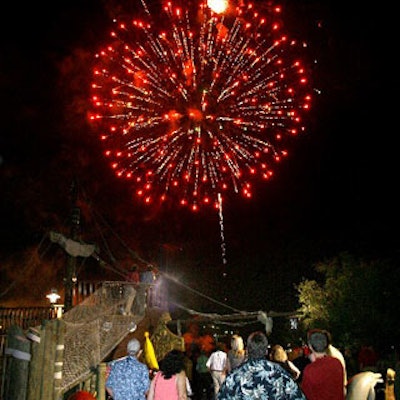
[217,358,306,400]
[106,356,150,400]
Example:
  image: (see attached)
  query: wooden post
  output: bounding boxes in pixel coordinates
[26,325,44,400]
[41,320,57,400]
[53,319,66,400]
[4,325,31,400]
[97,362,107,400]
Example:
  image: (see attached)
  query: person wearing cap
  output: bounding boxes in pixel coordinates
[301,329,345,400]
[217,331,306,400]
[106,338,150,400]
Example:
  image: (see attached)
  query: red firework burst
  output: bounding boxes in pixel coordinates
[89,0,313,211]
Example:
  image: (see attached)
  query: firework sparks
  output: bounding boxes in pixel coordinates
[89,0,312,211]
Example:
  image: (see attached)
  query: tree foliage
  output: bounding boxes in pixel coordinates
[296,252,400,351]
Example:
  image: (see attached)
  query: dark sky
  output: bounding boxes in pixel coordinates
[0,0,398,311]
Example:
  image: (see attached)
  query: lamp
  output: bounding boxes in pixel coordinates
[46,288,61,304]
[46,288,63,318]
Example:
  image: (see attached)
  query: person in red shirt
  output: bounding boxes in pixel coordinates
[126,265,140,283]
[301,329,345,400]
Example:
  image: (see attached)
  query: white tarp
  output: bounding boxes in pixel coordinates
[49,231,96,258]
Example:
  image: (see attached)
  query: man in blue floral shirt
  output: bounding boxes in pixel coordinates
[106,338,150,400]
[217,331,306,400]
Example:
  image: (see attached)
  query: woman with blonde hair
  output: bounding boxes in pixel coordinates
[227,334,246,371]
[270,344,301,380]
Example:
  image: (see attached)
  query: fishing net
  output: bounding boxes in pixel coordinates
[60,281,146,393]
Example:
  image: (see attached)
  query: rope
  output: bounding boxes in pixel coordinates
[168,301,264,327]
[161,272,243,313]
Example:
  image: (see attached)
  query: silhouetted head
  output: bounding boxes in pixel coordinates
[307,330,330,353]
[159,349,185,379]
[127,338,141,356]
[247,331,268,359]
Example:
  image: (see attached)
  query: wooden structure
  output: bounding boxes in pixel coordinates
[0,280,167,400]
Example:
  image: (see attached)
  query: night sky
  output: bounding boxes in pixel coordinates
[0,0,398,312]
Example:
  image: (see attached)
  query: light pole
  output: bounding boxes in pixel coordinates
[64,179,80,312]
[46,288,63,318]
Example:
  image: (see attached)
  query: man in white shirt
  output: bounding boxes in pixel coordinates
[206,343,230,397]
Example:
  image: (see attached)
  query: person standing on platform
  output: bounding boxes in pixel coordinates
[124,265,140,315]
[127,265,140,283]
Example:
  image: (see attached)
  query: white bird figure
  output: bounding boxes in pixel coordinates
[346,371,383,400]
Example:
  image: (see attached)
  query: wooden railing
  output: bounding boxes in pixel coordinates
[0,307,57,334]
[72,281,101,305]
[0,282,102,335]
[0,278,166,337]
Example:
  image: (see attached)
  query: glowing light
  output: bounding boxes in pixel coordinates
[207,0,228,14]
[89,0,313,210]
[46,288,61,304]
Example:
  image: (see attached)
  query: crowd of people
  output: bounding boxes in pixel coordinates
[103,328,398,400]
